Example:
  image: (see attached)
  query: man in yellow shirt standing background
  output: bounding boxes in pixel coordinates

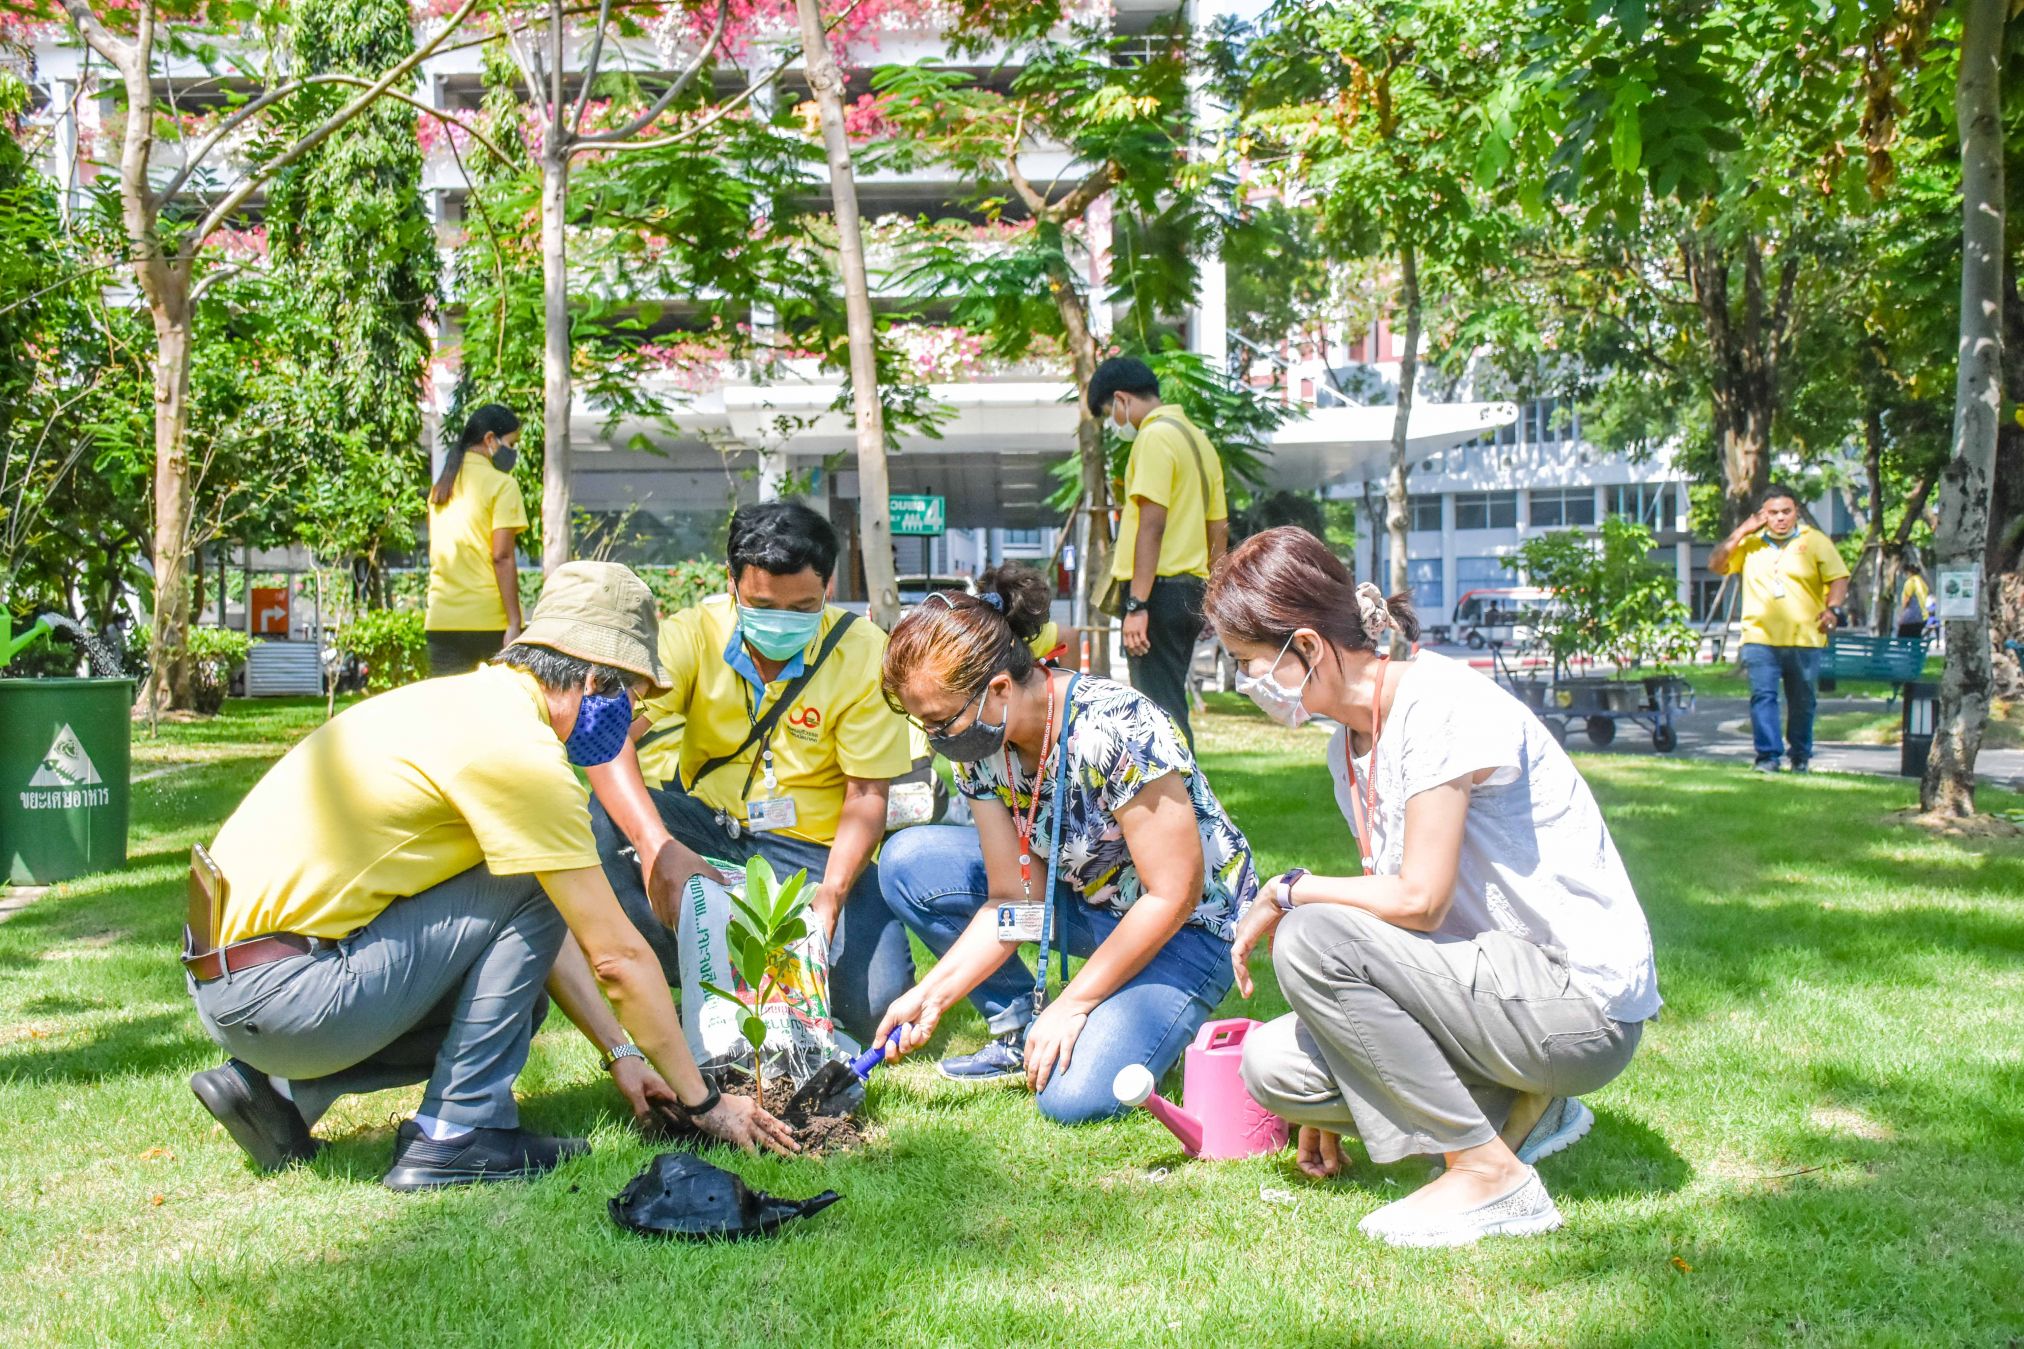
[1087,356,1230,750]
[187,563,794,1191]
[586,502,917,1045]
[1711,486,1851,773]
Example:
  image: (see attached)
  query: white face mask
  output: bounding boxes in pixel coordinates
[1111,400,1139,442]
[1236,635,1312,728]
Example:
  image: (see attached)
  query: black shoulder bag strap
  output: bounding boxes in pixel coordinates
[677,611,860,795]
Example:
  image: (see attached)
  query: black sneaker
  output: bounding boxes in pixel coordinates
[1751,758,1782,774]
[1789,759,1811,774]
[190,1060,319,1173]
[382,1120,589,1192]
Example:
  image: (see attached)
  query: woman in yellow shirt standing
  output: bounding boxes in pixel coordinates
[426,405,528,677]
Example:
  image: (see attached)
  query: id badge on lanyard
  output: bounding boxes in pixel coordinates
[745,748,798,834]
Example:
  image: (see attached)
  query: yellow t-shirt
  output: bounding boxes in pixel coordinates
[426,454,527,632]
[209,665,598,944]
[1112,406,1229,582]
[634,596,911,844]
[1724,526,1850,649]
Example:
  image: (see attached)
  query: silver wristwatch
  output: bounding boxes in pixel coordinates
[601,1042,646,1072]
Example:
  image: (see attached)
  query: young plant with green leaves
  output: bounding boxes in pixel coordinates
[1505,518,1696,674]
[697,855,814,1114]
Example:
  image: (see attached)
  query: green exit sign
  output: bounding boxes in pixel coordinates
[890,494,946,536]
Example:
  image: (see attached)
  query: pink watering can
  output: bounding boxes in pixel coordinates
[1112,1018,1289,1160]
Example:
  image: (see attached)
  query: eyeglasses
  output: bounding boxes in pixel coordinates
[893,678,989,738]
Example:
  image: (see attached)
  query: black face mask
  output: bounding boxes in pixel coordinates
[492,444,518,475]
[928,684,1008,763]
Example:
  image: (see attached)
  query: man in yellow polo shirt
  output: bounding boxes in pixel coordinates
[1088,355,1229,749]
[1711,485,1851,773]
[186,563,795,1189]
[586,501,916,1044]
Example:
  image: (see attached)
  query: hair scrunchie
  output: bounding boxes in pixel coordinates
[980,591,1004,612]
[1355,582,1394,638]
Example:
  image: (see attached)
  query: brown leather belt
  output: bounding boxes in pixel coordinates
[183,933,315,983]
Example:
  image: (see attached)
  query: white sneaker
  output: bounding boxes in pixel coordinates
[1517,1096,1595,1165]
[1357,1168,1564,1248]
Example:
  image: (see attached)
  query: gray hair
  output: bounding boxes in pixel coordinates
[492,642,633,694]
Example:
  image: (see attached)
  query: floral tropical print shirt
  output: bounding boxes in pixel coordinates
[955,676,1259,941]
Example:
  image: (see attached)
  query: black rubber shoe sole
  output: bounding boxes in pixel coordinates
[190,1064,317,1173]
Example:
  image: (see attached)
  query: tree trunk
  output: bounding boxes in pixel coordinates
[1920,0,2005,817]
[1048,257,1112,676]
[1685,236,1787,533]
[794,0,900,630]
[1385,243,1421,629]
[539,146,572,575]
[142,286,197,716]
[1861,399,1887,632]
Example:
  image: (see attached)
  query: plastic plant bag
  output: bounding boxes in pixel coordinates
[676,860,853,1091]
[609,1152,840,1240]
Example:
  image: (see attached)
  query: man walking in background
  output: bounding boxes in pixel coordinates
[1711,485,1850,774]
[1086,356,1230,749]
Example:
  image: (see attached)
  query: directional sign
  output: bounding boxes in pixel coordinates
[890,494,947,537]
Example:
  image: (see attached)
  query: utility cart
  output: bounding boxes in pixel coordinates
[1491,643,1695,752]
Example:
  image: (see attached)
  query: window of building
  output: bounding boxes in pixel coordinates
[1407,557,1444,614]
[1690,575,1727,622]
[1410,496,1443,532]
[1457,555,1514,591]
[1529,487,1597,529]
[1608,483,1676,528]
[1454,491,1518,530]
[999,528,1046,549]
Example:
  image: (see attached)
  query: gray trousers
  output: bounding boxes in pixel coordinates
[1241,905,1641,1164]
[189,864,566,1132]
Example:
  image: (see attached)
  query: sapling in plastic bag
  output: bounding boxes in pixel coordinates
[677,856,849,1108]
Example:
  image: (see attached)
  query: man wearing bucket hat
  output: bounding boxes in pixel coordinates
[186,562,797,1191]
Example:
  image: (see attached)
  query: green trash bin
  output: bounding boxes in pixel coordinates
[0,678,134,885]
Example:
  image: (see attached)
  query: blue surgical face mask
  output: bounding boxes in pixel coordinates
[738,604,823,662]
[566,686,634,766]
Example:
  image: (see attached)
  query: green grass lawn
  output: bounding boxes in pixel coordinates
[4,699,2023,1345]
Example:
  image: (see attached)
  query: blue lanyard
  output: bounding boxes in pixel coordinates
[1032,672,1079,1017]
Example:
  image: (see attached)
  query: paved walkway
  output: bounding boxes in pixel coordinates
[1567,694,2024,787]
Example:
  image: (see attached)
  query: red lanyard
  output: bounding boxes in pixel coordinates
[1344,654,1388,873]
[1006,673,1059,902]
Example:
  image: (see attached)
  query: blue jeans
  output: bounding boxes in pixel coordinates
[879,825,1235,1126]
[589,784,916,1045]
[1741,642,1823,766]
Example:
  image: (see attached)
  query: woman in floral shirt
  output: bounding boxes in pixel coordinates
[874,565,1258,1125]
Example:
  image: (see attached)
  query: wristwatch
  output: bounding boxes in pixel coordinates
[601,1042,645,1072]
[1275,867,1310,913]
[681,1073,723,1119]
[1125,595,1150,615]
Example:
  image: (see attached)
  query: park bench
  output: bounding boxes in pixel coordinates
[1818,632,1929,700]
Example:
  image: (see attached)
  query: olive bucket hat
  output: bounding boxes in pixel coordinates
[518,561,669,689]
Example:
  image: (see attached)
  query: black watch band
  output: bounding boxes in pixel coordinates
[682,1073,722,1118]
[1125,595,1150,615]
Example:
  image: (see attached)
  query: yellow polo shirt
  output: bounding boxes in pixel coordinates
[209,665,598,944]
[1725,526,1850,649]
[634,596,910,844]
[1112,405,1229,583]
[426,455,527,632]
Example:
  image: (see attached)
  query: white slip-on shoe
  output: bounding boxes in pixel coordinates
[1517,1096,1595,1165]
[1357,1168,1564,1248]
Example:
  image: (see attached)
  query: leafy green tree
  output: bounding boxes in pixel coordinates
[874,4,1215,654]
[1227,0,1524,599]
[1506,518,1696,673]
[267,0,442,597]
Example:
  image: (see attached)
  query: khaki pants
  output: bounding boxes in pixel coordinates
[1241,905,1642,1163]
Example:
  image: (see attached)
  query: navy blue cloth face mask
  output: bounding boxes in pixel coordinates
[567,685,635,766]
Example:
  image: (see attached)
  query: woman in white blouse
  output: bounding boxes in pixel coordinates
[1204,527,1660,1248]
